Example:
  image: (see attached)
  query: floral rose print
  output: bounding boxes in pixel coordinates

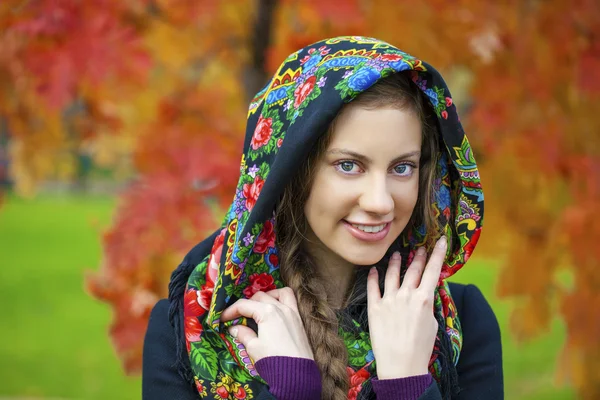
[294,75,317,108]
[250,115,273,150]
[253,220,275,253]
[242,176,264,210]
[243,272,277,298]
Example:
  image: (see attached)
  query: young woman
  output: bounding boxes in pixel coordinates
[142,36,503,400]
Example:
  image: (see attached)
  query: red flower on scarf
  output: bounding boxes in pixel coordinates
[185,315,202,351]
[251,115,273,150]
[194,377,207,395]
[184,288,205,317]
[243,273,276,298]
[445,96,453,107]
[379,54,403,62]
[347,367,370,400]
[463,227,482,262]
[268,252,279,267]
[254,220,275,253]
[441,110,448,119]
[242,176,264,210]
[198,284,214,310]
[215,386,229,398]
[207,229,226,286]
[294,75,316,108]
[443,206,451,220]
[234,387,247,399]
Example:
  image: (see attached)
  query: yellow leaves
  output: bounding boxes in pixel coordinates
[510,297,552,342]
[144,20,199,72]
[557,287,600,399]
[5,94,75,196]
[9,135,72,197]
[87,133,134,180]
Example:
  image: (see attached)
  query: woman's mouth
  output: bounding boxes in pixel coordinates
[342,220,391,242]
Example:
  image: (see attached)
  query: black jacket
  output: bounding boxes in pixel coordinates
[142,282,503,399]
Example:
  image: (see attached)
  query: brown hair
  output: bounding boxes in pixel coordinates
[275,71,443,399]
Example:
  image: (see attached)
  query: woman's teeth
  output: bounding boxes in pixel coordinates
[352,223,387,233]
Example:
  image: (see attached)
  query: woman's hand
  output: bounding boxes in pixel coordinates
[367,236,447,379]
[220,287,314,363]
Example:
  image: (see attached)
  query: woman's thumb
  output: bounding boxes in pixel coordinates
[228,324,257,348]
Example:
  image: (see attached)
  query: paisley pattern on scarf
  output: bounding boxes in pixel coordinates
[183,36,484,399]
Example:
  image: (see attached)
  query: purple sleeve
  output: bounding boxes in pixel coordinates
[371,373,433,400]
[254,356,322,400]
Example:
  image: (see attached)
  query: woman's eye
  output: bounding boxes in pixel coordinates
[335,161,361,174]
[340,161,355,171]
[393,164,414,176]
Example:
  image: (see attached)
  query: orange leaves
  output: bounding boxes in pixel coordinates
[6,0,150,109]
[464,2,600,396]
[82,3,249,372]
[288,0,364,25]
[0,0,152,196]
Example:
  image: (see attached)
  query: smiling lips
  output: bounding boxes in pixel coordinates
[343,220,392,242]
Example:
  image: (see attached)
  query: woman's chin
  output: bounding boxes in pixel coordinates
[342,251,386,267]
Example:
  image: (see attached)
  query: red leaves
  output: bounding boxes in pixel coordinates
[9,0,150,109]
[285,0,364,25]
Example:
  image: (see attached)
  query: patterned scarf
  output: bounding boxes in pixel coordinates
[181,36,483,399]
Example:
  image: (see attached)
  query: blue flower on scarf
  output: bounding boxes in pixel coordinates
[424,88,439,107]
[303,55,321,71]
[388,59,411,72]
[348,68,381,91]
[366,349,374,362]
[436,183,451,211]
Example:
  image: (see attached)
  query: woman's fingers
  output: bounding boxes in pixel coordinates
[419,236,447,294]
[221,290,288,324]
[220,298,267,322]
[401,247,427,289]
[367,266,381,305]
[228,324,257,346]
[251,290,283,306]
[383,252,402,295]
[264,287,299,312]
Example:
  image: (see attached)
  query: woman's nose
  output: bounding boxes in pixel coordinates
[358,176,394,216]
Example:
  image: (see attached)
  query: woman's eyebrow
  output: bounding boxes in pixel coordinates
[326,148,421,164]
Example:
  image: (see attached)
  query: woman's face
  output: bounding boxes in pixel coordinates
[304,106,422,267]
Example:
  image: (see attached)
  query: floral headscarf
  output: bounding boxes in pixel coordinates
[177,36,483,399]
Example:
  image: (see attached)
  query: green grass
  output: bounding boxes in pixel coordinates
[0,195,576,399]
[448,262,575,399]
[0,195,139,399]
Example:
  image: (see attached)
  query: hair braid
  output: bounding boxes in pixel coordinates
[283,251,350,399]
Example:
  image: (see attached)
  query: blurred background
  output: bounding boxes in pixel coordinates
[1,0,599,399]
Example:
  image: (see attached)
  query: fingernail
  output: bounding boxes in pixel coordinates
[228,327,238,338]
[391,251,401,260]
[436,236,447,249]
[369,267,376,275]
[416,247,426,256]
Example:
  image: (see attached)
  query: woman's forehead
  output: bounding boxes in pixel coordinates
[326,107,423,158]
